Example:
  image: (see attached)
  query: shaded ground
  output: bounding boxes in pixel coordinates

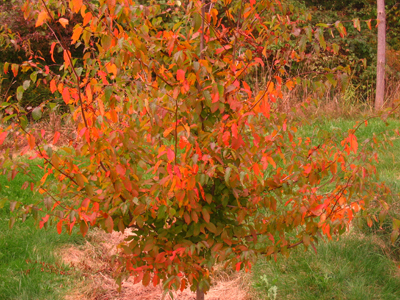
[62,229,251,300]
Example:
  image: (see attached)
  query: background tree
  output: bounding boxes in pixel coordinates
[375,0,386,109]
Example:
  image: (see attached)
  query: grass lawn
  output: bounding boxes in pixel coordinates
[251,116,400,299]
[0,160,84,300]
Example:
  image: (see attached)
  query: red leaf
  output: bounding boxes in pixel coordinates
[116,164,126,176]
[222,131,230,146]
[236,262,242,272]
[57,220,63,234]
[0,132,8,145]
[212,92,219,103]
[253,163,260,176]
[62,88,71,104]
[39,215,50,229]
[177,69,185,81]
[231,123,238,139]
[105,216,114,233]
[167,148,175,162]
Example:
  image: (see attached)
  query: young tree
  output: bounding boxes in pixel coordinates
[0,0,395,299]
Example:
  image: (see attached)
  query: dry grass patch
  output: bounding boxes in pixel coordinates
[61,229,252,300]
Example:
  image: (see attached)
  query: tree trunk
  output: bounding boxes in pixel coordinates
[375,0,386,110]
[196,287,205,300]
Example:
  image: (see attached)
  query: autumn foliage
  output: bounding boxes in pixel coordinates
[0,0,397,296]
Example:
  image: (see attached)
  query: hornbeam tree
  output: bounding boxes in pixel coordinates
[0,0,397,299]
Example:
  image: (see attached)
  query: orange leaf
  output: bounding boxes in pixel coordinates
[11,64,19,77]
[36,10,49,27]
[349,134,358,153]
[50,79,57,93]
[58,18,69,28]
[50,42,56,63]
[71,26,83,44]
[57,83,64,93]
[83,12,92,26]
[53,131,61,144]
[63,50,70,68]
[71,0,83,14]
[97,99,105,116]
[285,80,294,91]
[27,134,35,150]
[106,63,118,77]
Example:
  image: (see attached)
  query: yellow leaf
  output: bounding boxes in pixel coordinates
[36,10,49,27]
[59,18,69,28]
[71,26,83,44]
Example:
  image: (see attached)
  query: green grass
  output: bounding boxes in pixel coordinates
[252,116,400,299]
[252,235,400,300]
[0,160,84,300]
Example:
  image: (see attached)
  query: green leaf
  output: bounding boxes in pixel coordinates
[317,28,326,50]
[32,107,42,121]
[193,13,201,33]
[19,115,28,129]
[105,86,112,102]
[30,72,37,83]
[332,43,340,54]
[353,18,361,32]
[224,167,232,185]
[173,21,183,31]
[9,217,15,229]
[390,230,399,244]
[76,67,83,77]
[326,74,337,87]
[16,86,24,101]
[205,222,217,233]
[0,199,7,209]
[158,205,166,219]
[202,208,210,223]
[23,80,31,90]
